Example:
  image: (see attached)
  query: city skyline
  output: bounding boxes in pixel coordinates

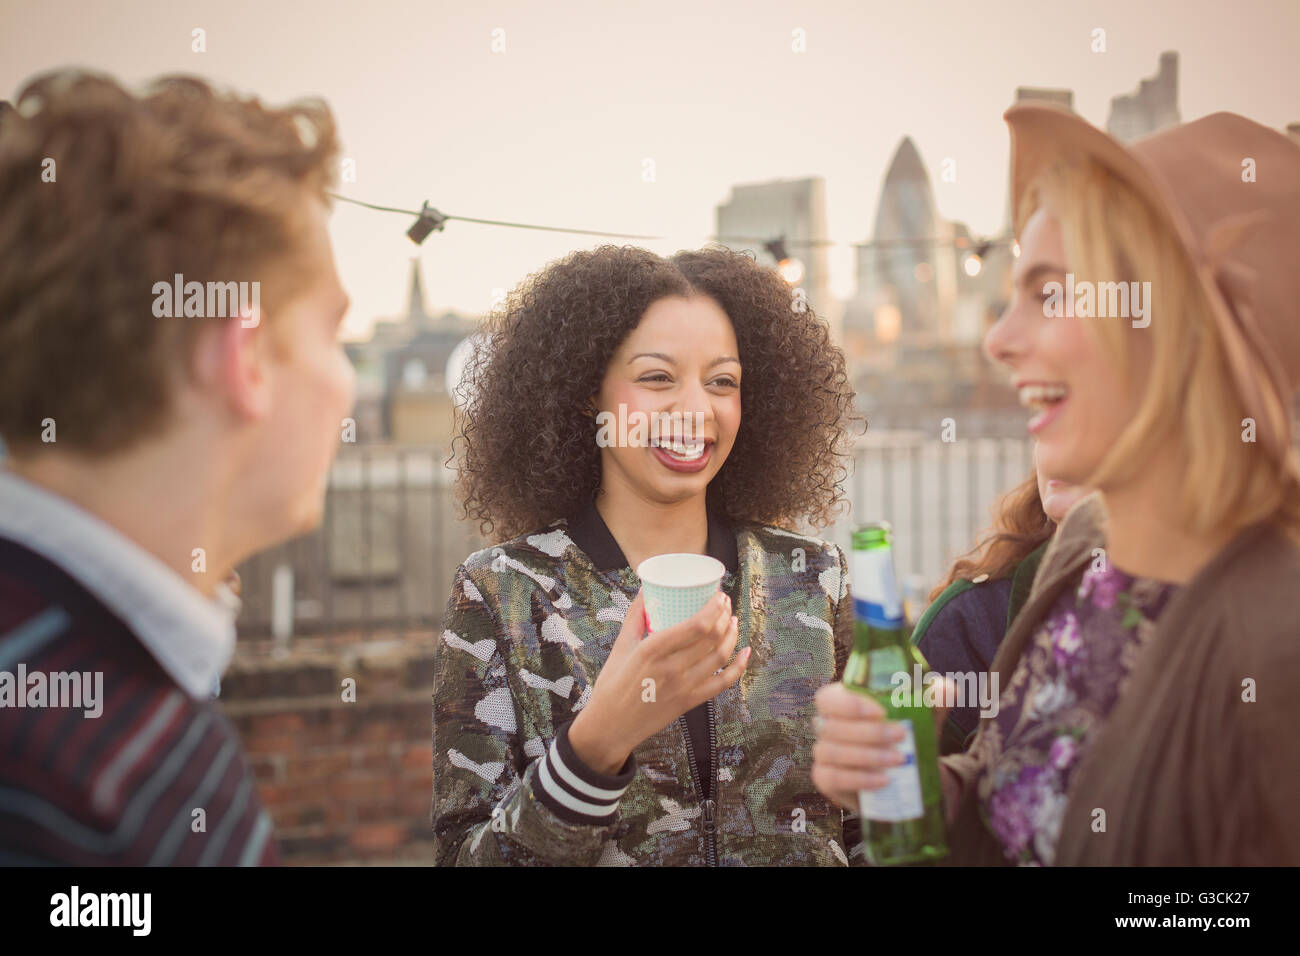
[3,0,1297,340]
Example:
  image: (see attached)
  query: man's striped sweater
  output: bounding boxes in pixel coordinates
[0,537,279,865]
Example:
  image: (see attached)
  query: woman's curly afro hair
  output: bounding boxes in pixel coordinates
[450,244,864,540]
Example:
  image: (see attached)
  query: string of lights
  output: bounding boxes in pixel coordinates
[327,191,1019,282]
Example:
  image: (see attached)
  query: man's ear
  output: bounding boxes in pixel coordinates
[192,317,273,422]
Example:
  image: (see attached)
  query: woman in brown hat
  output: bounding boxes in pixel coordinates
[812,104,1300,865]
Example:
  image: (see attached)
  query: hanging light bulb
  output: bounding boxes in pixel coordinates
[407,201,448,245]
[778,257,805,284]
[765,238,804,286]
[964,241,992,277]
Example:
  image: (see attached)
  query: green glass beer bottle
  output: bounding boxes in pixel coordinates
[843,522,948,865]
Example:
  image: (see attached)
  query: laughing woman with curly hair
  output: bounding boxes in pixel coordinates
[432,244,865,866]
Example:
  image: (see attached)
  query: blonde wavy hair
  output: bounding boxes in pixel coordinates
[1020,158,1300,543]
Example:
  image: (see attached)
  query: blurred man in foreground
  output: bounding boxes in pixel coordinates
[0,71,353,864]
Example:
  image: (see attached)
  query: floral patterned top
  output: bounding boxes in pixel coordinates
[974,559,1180,865]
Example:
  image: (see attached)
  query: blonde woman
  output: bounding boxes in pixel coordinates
[812,104,1300,865]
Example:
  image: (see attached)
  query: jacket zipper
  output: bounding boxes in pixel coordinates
[678,699,719,866]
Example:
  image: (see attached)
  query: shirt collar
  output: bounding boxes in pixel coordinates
[566,497,738,575]
[0,468,236,700]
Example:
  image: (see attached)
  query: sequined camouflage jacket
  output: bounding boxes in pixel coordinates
[432,499,865,866]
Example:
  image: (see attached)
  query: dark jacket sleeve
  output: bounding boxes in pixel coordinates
[916,578,1013,752]
[432,563,637,865]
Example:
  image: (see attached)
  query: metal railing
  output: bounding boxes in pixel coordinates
[233,433,1038,638]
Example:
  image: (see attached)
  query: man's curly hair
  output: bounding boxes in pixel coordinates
[451,244,864,540]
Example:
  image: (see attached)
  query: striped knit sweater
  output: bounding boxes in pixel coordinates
[0,537,278,865]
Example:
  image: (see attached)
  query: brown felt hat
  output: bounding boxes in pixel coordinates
[1004,103,1300,464]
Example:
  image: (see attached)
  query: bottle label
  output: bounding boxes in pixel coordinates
[858,719,924,822]
[851,548,904,626]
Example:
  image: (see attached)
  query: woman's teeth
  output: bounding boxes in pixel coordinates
[1018,384,1068,410]
[652,438,706,461]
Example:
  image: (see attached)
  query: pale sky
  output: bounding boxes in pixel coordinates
[3,0,1297,340]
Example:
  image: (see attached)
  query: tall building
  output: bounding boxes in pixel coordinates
[715,177,834,335]
[344,260,478,444]
[843,135,995,353]
[1013,86,1074,110]
[859,137,950,345]
[1107,51,1180,143]
[1003,87,1075,231]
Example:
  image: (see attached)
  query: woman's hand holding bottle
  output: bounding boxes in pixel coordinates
[811,677,961,824]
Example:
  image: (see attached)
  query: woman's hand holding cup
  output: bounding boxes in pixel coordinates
[569,581,749,775]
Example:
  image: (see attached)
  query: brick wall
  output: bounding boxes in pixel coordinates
[219,630,437,865]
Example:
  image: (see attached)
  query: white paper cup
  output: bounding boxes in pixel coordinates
[636,553,726,632]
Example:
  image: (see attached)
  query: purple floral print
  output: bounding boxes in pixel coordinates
[976,562,1178,865]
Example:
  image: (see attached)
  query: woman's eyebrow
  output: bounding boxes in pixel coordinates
[1015,262,1067,289]
[627,352,740,367]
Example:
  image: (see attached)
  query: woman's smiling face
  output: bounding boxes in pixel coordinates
[592,294,741,505]
[984,207,1139,490]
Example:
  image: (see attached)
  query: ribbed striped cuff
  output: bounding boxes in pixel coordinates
[533,721,636,825]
